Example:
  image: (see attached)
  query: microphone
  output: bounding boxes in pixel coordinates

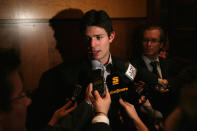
[109,60,168,103]
[114,61,137,82]
[91,60,106,97]
[114,60,161,88]
[106,73,129,99]
[70,84,82,102]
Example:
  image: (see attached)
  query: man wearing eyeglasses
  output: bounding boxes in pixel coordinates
[130,25,180,121]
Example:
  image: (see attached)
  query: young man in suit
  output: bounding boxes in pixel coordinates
[77,9,158,131]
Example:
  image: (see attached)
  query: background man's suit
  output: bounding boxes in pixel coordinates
[130,56,180,118]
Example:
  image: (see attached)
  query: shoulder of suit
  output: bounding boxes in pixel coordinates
[159,56,176,64]
[111,56,128,64]
[111,56,128,68]
[42,60,82,76]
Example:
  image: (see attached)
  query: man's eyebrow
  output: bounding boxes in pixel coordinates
[84,34,105,38]
[93,34,105,37]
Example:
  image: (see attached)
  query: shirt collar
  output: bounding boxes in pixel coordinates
[142,55,159,65]
[104,53,112,66]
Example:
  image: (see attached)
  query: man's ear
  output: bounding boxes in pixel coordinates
[109,31,115,43]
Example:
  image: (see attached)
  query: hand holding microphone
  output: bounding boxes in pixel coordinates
[86,82,111,116]
[93,89,111,116]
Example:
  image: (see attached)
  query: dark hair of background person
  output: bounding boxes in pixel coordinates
[49,8,87,61]
[130,24,167,59]
[79,9,113,37]
[0,48,20,112]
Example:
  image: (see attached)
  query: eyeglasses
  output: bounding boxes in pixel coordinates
[142,38,161,43]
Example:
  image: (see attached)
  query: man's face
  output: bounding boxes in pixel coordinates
[84,26,115,65]
[142,29,163,59]
[2,71,31,131]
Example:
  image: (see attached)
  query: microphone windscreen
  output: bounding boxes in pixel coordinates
[91,60,103,70]
[113,61,137,81]
[124,62,137,81]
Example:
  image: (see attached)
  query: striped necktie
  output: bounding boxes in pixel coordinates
[150,61,160,78]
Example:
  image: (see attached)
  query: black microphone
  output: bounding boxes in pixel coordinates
[114,60,162,88]
[70,84,82,102]
[106,71,140,124]
[91,60,106,97]
[113,61,137,82]
[106,73,129,100]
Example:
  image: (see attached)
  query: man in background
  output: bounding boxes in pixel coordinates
[130,25,180,119]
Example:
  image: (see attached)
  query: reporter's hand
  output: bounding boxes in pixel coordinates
[85,83,94,104]
[48,100,77,126]
[119,99,140,120]
[138,95,151,107]
[134,81,146,95]
[93,89,111,116]
[138,96,154,115]
[158,78,168,85]
[156,78,169,93]
[119,99,148,131]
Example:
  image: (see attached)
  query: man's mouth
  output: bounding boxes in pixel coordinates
[93,50,100,55]
[89,50,100,56]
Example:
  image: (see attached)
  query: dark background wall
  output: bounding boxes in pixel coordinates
[148,0,197,63]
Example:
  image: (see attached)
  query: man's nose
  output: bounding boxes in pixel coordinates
[147,40,152,46]
[90,38,96,48]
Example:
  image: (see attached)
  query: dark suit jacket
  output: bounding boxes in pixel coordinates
[130,56,180,118]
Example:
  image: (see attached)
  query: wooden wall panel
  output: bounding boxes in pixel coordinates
[0,0,147,19]
[0,22,62,91]
[111,19,146,59]
[18,23,62,92]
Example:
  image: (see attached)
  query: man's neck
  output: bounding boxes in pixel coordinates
[100,54,111,65]
[142,55,159,63]
[144,55,158,61]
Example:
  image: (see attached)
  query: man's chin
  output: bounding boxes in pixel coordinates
[91,56,100,61]
[144,51,154,55]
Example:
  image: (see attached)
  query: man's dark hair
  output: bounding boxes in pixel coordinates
[0,48,20,112]
[80,9,113,36]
